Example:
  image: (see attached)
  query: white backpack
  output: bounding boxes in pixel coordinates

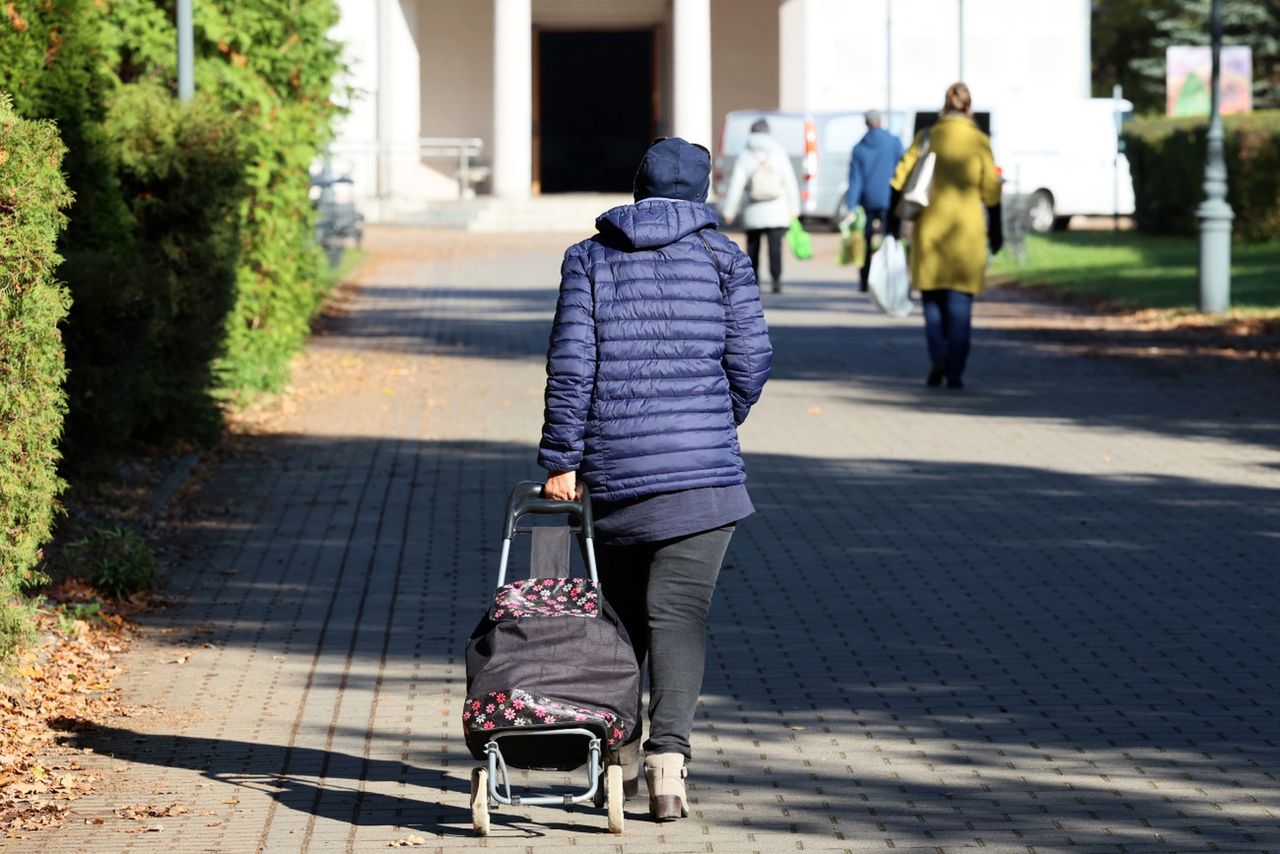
[746,152,783,202]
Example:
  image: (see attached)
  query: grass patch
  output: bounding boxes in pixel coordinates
[53,601,103,636]
[64,526,158,601]
[991,233,1280,314]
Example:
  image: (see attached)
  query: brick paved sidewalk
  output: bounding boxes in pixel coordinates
[23,227,1280,853]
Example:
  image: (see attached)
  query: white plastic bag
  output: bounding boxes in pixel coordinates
[866,235,913,318]
[897,136,935,221]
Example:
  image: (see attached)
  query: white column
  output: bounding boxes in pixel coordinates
[375,0,426,209]
[376,0,396,198]
[672,0,713,147]
[492,0,532,199]
[778,0,808,111]
[331,0,379,206]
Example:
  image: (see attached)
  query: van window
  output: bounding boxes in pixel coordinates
[823,116,865,155]
[722,114,806,156]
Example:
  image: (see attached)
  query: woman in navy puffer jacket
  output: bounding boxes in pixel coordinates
[540,138,772,821]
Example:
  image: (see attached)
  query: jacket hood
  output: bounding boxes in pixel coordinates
[596,199,718,250]
[632,137,711,203]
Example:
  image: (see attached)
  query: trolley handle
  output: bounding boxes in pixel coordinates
[501,481,595,541]
[496,481,598,588]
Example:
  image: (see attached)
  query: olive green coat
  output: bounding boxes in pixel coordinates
[890,114,1001,294]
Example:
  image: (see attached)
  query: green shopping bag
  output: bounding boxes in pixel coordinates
[787,219,813,260]
[837,206,867,268]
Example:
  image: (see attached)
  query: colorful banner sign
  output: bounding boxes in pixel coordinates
[1167,45,1253,117]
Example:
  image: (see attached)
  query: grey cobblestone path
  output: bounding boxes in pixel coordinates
[23,227,1280,853]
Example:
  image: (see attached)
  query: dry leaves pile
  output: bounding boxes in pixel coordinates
[110,801,189,834]
[0,585,135,838]
[988,283,1280,362]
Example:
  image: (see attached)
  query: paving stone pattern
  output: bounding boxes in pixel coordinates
[25,228,1280,853]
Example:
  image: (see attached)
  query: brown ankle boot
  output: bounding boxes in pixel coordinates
[644,753,688,820]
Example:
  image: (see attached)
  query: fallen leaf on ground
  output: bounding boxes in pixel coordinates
[120,824,163,833]
[1,604,132,837]
[114,803,188,820]
[389,835,427,847]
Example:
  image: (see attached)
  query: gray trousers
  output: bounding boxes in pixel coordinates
[597,525,733,760]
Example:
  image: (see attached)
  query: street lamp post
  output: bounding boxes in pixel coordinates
[177,0,194,102]
[1197,0,1233,313]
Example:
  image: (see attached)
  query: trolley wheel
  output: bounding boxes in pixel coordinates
[470,767,490,836]
[606,764,624,834]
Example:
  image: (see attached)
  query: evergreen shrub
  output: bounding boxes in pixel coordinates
[1123,112,1280,241]
[51,83,247,454]
[0,95,73,661]
[100,0,346,395]
[202,0,345,394]
[0,0,344,464]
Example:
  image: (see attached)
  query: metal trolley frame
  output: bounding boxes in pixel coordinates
[468,482,624,835]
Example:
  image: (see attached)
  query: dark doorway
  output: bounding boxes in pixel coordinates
[537,31,653,193]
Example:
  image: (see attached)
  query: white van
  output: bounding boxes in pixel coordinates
[713,109,914,226]
[994,98,1136,231]
[717,101,1133,233]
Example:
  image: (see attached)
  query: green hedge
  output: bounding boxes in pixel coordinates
[1123,111,1280,241]
[0,0,343,465]
[33,81,247,454]
[0,95,73,660]
[119,0,345,394]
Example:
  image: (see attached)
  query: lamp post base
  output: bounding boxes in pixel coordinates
[1196,199,1233,314]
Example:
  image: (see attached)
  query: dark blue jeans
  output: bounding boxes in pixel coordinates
[921,289,974,381]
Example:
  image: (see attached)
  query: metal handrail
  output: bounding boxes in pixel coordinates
[329,137,486,199]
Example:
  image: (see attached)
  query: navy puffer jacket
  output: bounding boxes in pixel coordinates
[538,199,772,502]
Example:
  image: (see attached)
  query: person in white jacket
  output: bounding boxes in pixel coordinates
[719,119,801,293]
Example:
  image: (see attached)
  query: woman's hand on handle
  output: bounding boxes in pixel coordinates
[543,470,582,502]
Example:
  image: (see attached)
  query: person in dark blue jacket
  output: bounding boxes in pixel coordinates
[844,110,905,290]
[539,137,772,822]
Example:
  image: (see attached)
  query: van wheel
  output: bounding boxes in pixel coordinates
[1027,191,1055,233]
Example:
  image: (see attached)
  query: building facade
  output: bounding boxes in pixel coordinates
[330,0,1092,215]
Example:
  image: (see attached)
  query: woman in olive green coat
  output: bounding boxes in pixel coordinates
[891,83,1002,389]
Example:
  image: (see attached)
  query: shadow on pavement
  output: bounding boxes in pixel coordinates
[325,275,1280,452]
[762,284,1280,451]
[118,433,1280,848]
[55,721,606,838]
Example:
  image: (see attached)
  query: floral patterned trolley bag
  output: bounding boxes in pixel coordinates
[463,482,639,835]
